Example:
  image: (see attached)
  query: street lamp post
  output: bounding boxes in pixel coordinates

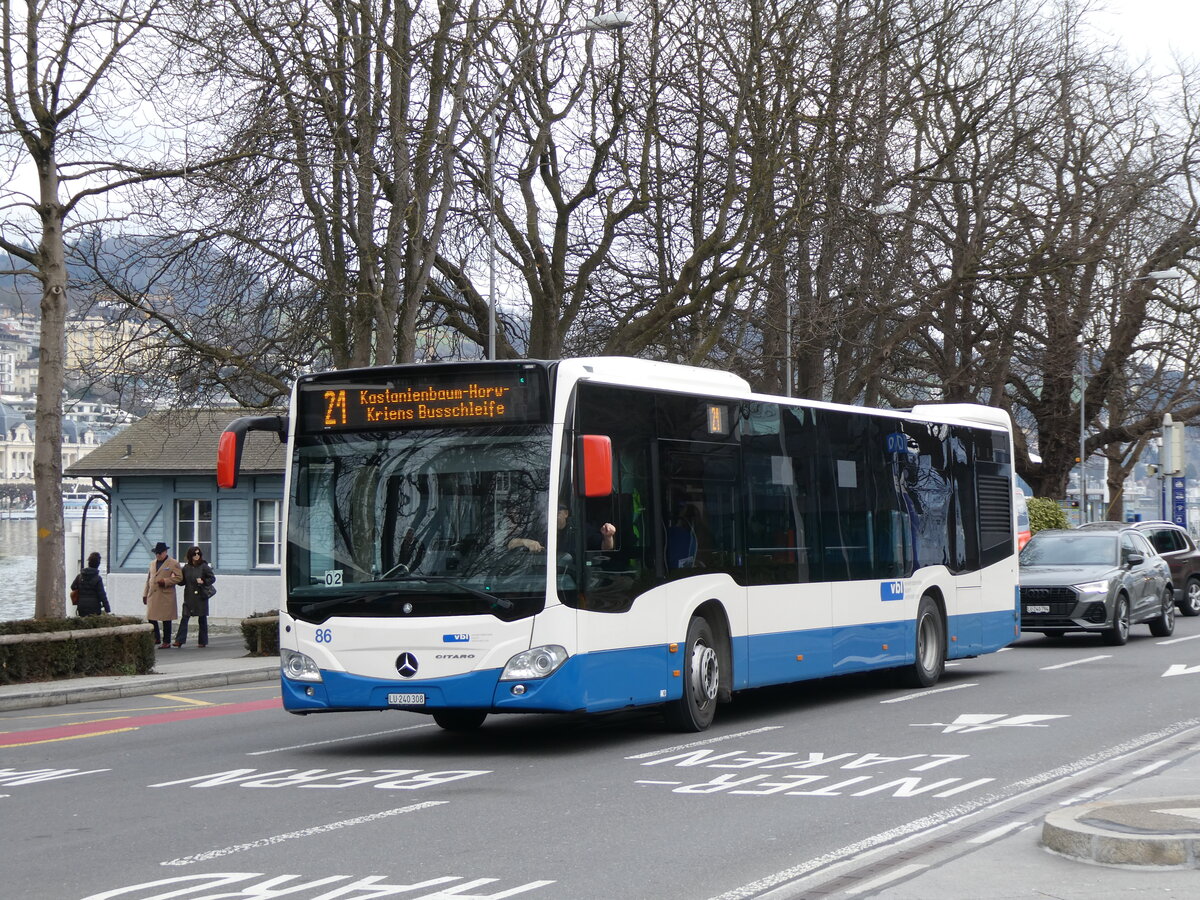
[484,12,634,360]
[1078,334,1086,523]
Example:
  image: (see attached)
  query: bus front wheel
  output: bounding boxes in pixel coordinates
[901,596,945,688]
[664,616,720,733]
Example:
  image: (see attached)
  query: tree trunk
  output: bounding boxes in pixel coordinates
[33,169,68,619]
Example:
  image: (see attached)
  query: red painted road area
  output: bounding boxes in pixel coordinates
[0,697,280,747]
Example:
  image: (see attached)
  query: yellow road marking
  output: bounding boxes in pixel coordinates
[4,727,140,747]
[155,693,214,707]
[0,714,133,731]
[2,704,205,722]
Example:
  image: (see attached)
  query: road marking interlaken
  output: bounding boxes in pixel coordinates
[0,697,279,747]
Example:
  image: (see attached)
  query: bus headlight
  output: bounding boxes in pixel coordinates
[281,649,323,682]
[500,645,568,681]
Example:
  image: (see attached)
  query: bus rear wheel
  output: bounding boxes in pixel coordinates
[901,595,945,688]
[664,616,720,733]
[432,710,487,731]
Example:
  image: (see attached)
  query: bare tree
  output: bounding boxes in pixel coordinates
[0,0,178,618]
[151,0,485,371]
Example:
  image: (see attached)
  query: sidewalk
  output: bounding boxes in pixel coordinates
[0,629,278,711]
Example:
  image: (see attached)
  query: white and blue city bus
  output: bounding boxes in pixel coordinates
[218,357,1019,732]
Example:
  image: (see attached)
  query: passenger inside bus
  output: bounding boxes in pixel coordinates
[666,503,702,568]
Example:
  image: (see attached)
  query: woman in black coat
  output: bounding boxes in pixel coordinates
[71,552,111,616]
[175,546,216,647]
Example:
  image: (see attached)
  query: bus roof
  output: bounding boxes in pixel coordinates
[559,357,753,397]
[295,358,1011,433]
[561,358,1010,431]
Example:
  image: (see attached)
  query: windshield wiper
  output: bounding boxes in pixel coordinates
[389,574,515,610]
[299,593,378,615]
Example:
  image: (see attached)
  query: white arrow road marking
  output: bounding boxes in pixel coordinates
[1154,807,1200,824]
[912,713,1069,733]
[1163,664,1200,677]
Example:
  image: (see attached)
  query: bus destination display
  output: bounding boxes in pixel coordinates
[298,368,548,432]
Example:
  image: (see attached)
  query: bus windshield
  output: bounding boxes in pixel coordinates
[287,425,552,622]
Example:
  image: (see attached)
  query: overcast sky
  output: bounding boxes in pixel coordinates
[1091,0,1200,70]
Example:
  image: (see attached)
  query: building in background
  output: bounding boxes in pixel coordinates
[66,408,286,623]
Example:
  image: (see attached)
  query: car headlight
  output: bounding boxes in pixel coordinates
[281,648,323,682]
[500,645,569,681]
[1074,580,1110,595]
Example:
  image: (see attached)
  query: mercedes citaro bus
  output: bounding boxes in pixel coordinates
[218,357,1019,732]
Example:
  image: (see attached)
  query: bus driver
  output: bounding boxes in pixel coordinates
[508,504,615,553]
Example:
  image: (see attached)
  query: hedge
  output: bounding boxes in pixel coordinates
[0,615,155,684]
[241,610,280,656]
[1028,496,1071,534]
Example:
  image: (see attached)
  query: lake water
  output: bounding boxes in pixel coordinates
[0,518,109,621]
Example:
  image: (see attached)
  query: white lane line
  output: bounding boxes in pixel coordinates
[1157,633,1200,645]
[1132,759,1173,776]
[879,683,978,704]
[161,801,447,865]
[843,864,927,896]
[1040,655,1110,670]
[1061,786,1110,804]
[247,724,434,755]
[968,821,1029,844]
[624,726,784,760]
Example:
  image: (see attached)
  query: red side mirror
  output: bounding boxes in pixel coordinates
[578,435,613,498]
[217,431,242,489]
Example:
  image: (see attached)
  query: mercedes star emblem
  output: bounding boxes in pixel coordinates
[396,652,419,678]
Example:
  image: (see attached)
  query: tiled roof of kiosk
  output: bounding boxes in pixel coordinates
[67,408,286,477]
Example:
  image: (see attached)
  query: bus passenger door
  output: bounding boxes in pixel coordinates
[657,443,747,685]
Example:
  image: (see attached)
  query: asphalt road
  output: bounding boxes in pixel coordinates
[2,614,1199,900]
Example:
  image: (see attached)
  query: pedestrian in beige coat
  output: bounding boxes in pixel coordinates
[144,541,183,648]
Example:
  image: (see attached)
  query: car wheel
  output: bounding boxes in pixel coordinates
[1149,587,1177,637]
[900,595,946,688]
[1103,595,1130,646]
[664,616,720,732]
[1180,577,1200,617]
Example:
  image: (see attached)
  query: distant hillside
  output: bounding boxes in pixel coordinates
[0,234,182,317]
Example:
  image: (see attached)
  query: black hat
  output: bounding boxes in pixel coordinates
[152,541,170,554]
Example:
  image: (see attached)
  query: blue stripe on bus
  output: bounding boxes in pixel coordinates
[281,608,1016,714]
[280,648,672,714]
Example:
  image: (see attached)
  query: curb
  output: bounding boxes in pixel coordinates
[0,666,277,712]
[1042,798,1200,868]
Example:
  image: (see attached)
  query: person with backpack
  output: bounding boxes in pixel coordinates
[71,551,111,617]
